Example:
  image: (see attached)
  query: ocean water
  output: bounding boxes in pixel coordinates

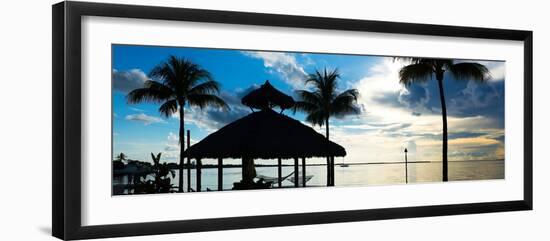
[113,160,504,193]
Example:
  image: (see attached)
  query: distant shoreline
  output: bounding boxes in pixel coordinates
[162,159,503,169]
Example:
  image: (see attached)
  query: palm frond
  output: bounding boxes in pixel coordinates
[297,68,357,126]
[323,68,339,100]
[187,94,229,110]
[185,67,213,90]
[335,89,359,100]
[176,58,213,93]
[398,63,434,85]
[401,57,452,66]
[305,70,325,91]
[395,57,454,70]
[330,89,360,117]
[149,62,176,84]
[150,55,215,96]
[294,101,321,114]
[304,68,339,101]
[188,80,221,96]
[304,109,327,127]
[141,56,228,117]
[295,90,323,106]
[146,80,174,96]
[449,62,491,82]
[393,57,429,65]
[158,99,178,118]
[331,102,360,117]
[126,80,173,104]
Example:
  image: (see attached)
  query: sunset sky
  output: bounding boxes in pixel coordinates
[112,45,505,165]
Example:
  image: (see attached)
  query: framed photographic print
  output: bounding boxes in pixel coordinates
[52,1,533,240]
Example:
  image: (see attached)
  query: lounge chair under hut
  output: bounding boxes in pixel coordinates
[185,81,346,191]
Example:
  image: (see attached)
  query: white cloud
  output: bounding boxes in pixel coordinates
[301,54,316,66]
[125,113,165,125]
[162,132,180,160]
[112,69,148,92]
[242,51,308,88]
[450,81,501,113]
[167,132,179,142]
[163,132,198,161]
[487,62,505,81]
[129,107,145,112]
[403,140,417,153]
[354,58,422,120]
[356,59,403,98]
[321,58,505,163]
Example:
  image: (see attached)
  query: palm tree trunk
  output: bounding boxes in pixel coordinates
[178,105,185,192]
[436,77,449,182]
[325,118,331,186]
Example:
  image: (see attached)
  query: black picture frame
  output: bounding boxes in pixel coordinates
[52,1,533,240]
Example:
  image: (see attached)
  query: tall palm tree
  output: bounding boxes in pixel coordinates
[294,68,360,186]
[127,55,228,192]
[397,58,490,181]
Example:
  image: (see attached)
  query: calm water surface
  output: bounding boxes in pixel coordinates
[113,160,504,192]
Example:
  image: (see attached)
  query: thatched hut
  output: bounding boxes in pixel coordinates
[185,81,346,191]
[241,81,295,111]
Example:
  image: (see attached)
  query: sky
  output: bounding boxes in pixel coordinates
[112,44,505,165]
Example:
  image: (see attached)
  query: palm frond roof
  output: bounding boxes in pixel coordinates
[241,80,295,110]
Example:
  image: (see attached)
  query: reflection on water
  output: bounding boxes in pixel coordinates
[113,160,504,193]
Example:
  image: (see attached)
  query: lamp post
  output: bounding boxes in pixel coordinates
[404,148,408,184]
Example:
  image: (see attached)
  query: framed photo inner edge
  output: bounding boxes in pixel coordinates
[52,1,533,240]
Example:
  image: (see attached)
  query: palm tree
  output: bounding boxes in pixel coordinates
[294,68,360,186]
[127,56,228,192]
[115,152,127,163]
[397,58,490,181]
[113,152,127,170]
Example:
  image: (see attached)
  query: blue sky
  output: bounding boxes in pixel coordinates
[112,44,505,164]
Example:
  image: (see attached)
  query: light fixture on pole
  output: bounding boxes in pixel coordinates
[404,148,408,184]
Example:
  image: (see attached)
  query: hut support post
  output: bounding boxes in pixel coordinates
[241,159,246,182]
[326,157,331,186]
[327,157,332,187]
[218,158,223,191]
[294,158,299,188]
[277,158,282,188]
[330,156,335,186]
[186,130,191,192]
[302,157,306,187]
[196,158,202,192]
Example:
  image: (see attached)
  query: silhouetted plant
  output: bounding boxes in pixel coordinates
[112,160,125,170]
[294,68,360,185]
[127,56,228,192]
[151,152,176,193]
[396,58,490,181]
[126,160,152,186]
[133,152,176,194]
